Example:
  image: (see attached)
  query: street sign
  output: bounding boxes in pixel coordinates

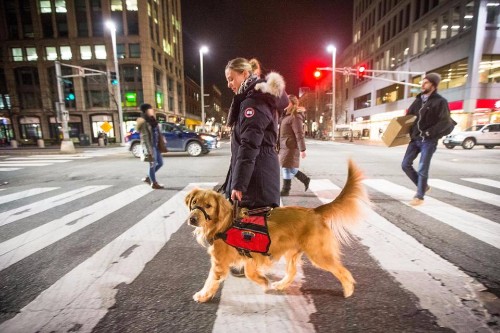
[100,121,113,133]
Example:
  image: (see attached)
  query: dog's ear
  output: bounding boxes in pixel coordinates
[185,188,200,208]
[214,191,232,220]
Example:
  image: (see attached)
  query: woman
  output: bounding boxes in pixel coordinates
[136,103,167,189]
[223,57,285,209]
[278,95,310,196]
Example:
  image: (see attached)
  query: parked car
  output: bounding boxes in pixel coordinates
[125,122,219,157]
[443,123,500,149]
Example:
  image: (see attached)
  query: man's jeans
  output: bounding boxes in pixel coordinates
[148,147,163,183]
[401,139,437,199]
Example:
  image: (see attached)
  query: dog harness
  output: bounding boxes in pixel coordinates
[215,202,272,258]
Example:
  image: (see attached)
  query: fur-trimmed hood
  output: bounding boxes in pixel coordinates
[255,72,286,98]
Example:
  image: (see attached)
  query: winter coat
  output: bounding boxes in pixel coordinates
[224,72,285,209]
[136,117,167,161]
[407,91,451,142]
[279,111,306,168]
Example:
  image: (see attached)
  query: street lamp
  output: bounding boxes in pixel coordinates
[199,46,208,132]
[106,21,125,144]
[327,44,336,141]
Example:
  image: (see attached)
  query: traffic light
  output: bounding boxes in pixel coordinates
[109,71,118,85]
[357,65,366,80]
[314,70,322,79]
[64,81,75,101]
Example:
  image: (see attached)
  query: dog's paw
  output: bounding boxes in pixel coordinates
[193,291,211,303]
[270,281,289,291]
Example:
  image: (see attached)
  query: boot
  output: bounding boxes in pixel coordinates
[151,182,164,189]
[280,179,291,196]
[295,170,310,191]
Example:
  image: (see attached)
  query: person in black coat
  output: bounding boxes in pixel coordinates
[402,72,452,206]
[223,57,285,210]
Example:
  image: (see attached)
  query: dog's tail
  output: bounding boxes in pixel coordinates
[313,159,369,245]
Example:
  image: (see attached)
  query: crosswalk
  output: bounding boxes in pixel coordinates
[0,177,498,332]
[0,148,126,172]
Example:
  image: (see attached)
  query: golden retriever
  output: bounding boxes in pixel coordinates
[184,159,368,303]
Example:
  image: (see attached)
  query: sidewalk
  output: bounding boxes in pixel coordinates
[0,143,124,155]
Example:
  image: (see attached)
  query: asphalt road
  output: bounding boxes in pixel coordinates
[0,140,498,333]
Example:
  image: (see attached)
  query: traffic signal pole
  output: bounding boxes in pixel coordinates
[55,61,75,153]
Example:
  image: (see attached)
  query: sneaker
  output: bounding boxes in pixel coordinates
[230,266,245,277]
[409,198,424,206]
[141,176,151,185]
[151,182,164,189]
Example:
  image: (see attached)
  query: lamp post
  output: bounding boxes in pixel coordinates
[327,44,336,141]
[106,21,125,144]
[199,46,208,132]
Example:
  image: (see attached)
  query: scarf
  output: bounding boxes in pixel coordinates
[143,114,158,129]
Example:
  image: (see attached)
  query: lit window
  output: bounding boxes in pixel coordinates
[95,45,107,59]
[46,46,57,60]
[26,47,38,61]
[55,0,67,13]
[60,46,72,60]
[111,0,123,11]
[126,0,138,11]
[80,45,92,60]
[125,92,137,107]
[12,48,23,61]
[39,0,52,13]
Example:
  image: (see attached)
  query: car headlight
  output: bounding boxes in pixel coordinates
[200,135,214,141]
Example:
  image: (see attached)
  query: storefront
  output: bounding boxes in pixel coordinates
[0,117,13,146]
[449,99,500,127]
[49,115,83,141]
[90,114,115,143]
[18,116,42,143]
[124,112,141,133]
[185,118,202,130]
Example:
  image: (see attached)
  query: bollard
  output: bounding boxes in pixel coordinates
[10,140,18,149]
[37,139,45,148]
[98,138,105,147]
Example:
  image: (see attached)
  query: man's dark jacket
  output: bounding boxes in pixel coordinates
[224,73,285,209]
[407,91,451,142]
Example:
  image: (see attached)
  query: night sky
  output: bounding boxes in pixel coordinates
[181,0,353,107]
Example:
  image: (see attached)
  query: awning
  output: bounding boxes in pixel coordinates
[185,118,202,126]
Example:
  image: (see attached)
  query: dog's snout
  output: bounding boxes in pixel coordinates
[188,215,198,226]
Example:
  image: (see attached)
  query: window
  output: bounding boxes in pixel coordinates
[76,0,88,37]
[55,0,67,13]
[354,93,371,110]
[156,92,163,108]
[91,0,103,36]
[12,48,23,61]
[60,46,72,60]
[39,0,52,13]
[430,20,437,47]
[428,58,468,90]
[419,26,428,52]
[46,46,57,60]
[479,55,500,83]
[129,44,140,57]
[124,91,137,107]
[26,48,38,61]
[94,45,106,59]
[111,0,123,11]
[154,69,161,86]
[126,0,138,11]
[80,46,92,60]
[464,2,474,30]
[376,83,404,105]
[117,44,125,58]
[486,2,500,26]
[451,6,461,37]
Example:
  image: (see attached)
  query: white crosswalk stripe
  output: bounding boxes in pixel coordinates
[0,182,216,333]
[0,185,110,227]
[0,177,498,332]
[0,187,59,205]
[0,168,21,172]
[309,179,493,332]
[428,179,500,207]
[363,179,500,249]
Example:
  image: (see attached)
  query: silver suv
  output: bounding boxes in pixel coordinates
[443,123,500,149]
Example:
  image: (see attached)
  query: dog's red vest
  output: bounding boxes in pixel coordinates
[216,209,271,257]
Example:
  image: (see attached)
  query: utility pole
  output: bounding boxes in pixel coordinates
[55,61,75,153]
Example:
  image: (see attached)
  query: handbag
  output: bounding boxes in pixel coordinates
[140,153,154,162]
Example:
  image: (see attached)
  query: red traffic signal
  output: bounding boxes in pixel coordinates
[314,70,322,79]
[357,65,366,79]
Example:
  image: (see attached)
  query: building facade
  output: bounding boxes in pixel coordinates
[184,75,201,129]
[336,0,499,141]
[0,0,185,145]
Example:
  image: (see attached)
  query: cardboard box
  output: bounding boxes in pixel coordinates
[382,115,416,147]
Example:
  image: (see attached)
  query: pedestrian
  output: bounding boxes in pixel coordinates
[136,103,168,189]
[278,94,310,196]
[401,73,453,206]
[222,57,284,276]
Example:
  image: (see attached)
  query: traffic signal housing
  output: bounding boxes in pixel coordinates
[109,71,118,85]
[64,81,75,101]
[357,65,366,80]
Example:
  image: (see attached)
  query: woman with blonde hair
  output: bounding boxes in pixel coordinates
[278,94,310,196]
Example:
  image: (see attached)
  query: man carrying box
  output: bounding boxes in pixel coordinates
[401,73,454,206]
